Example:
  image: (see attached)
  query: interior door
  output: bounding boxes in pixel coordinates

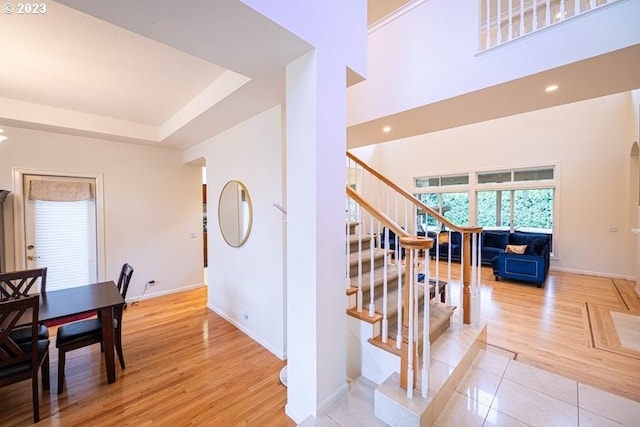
[23,175,98,291]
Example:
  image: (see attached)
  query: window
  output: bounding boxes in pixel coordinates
[415,192,469,231]
[476,167,555,236]
[414,166,556,251]
[415,174,468,188]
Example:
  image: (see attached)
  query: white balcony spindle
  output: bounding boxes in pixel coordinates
[496,0,502,44]
[520,0,525,35]
[508,0,513,40]
[486,0,491,48]
[533,0,538,30]
[559,0,566,21]
[590,0,596,10]
[575,0,581,15]
[545,0,551,26]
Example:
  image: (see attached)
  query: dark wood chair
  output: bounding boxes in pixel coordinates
[55,263,133,394]
[0,268,49,342]
[0,294,51,423]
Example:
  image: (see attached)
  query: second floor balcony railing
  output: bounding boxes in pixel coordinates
[480,0,622,50]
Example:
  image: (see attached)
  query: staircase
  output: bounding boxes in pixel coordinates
[345,222,455,350]
[345,152,487,426]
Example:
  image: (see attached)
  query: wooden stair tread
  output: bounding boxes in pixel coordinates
[346,307,383,324]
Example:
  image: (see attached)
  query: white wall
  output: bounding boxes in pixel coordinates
[348,0,640,126]
[355,92,636,278]
[0,125,204,298]
[184,106,285,359]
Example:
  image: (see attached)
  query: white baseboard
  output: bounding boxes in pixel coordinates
[207,302,285,360]
[127,282,205,303]
[550,266,634,281]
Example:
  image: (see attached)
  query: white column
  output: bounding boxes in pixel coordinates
[285,49,348,422]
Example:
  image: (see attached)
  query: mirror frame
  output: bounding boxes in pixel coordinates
[218,180,253,247]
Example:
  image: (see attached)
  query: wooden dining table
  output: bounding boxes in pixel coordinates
[39,281,125,384]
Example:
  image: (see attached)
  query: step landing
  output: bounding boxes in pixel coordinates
[374,321,487,427]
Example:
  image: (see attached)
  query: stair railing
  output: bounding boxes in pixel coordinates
[346,152,485,397]
[347,187,433,398]
[347,152,482,327]
[479,0,623,51]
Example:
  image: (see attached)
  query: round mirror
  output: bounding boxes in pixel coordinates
[218,180,253,247]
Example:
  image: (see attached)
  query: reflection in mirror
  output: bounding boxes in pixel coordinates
[218,180,252,247]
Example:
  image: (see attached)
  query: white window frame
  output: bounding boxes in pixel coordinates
[413,163,559,258]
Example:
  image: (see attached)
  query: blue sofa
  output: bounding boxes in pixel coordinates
[426,230,551,287]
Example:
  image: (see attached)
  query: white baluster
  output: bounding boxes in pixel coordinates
[559,0,566,21]
[395,194,402,349]
[471,233,478,327]
[459,232,464,326]
[357,207,363,313]
[346,201,350,290]
[406,252,414,399]
[533,0,538,30]
[447,230,452,307]
[520,0,525,35]
[421,254,430,398]
[486,0,491,48]
[590,0,596,10]
[545,0,551,26]
[508,0,513,41]
[369,217,375,319]
[496,0,502,44]
[475,232,483,327]
[382,226,389,342]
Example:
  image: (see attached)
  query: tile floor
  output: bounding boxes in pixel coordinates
[298,349,640,427]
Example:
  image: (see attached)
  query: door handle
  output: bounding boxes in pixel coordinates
[27,255,40,261]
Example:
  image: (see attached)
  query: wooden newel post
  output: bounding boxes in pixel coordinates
[462,232,472,325]
[398,235,433,391]
[460,226,482,325]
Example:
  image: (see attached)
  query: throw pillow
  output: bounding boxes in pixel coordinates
[505,244,527,254]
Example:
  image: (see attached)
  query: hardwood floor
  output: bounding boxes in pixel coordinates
[0,287,293,427]
[1,267,639,426]
[476,266,640,403]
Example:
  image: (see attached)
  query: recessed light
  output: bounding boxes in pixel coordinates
[545,84,559,92]
[383,126,391,133]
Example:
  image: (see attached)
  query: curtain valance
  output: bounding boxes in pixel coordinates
[29,180,94,202]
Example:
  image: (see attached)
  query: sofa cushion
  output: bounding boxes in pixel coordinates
[482,247,505,262]
[525,238,547,256]
[483,232,509,249]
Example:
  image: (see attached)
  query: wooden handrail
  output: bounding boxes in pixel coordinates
[347,186,419,243]
[347,151,483,234]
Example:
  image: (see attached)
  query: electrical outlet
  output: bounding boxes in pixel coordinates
[243,310,249,320]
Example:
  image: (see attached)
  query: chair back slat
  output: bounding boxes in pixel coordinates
[0,295,39,368]
[0,268,47,300]
[116,263,134,299]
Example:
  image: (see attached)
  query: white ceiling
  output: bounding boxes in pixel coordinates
[0,1,638,151]
[0,0,312,149]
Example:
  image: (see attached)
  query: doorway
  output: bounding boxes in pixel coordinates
[13,170,105,290]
